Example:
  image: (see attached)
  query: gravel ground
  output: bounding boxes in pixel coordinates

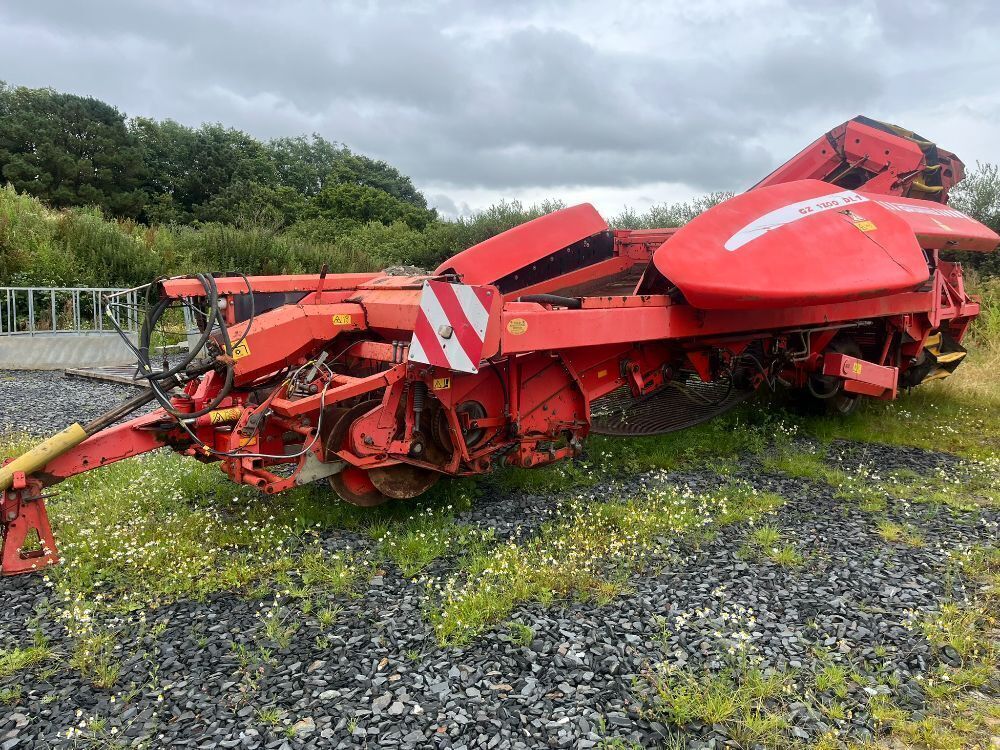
[1,371,998,749]
[0,370,144,435]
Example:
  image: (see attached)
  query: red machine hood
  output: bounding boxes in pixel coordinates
[654,179,931,310]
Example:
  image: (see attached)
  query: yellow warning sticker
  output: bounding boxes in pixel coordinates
[853,220,877,232]
[852,362,863,375]
[232,341,251,360]
[506,318,529,335]
[597,369,608,379]
[332,313,353,326]
[209,407,242,425]
[432,377,451,390]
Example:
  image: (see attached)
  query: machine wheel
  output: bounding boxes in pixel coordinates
[324,400,391,507]
[806,339,862,417]
[827,389,861,417]
[324,399,440,505]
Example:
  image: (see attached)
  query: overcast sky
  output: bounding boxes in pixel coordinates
[2,0,999,217]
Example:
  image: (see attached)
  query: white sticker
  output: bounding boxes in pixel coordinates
[725,190,869,251]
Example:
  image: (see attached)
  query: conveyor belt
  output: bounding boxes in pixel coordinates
[590,376,754,436]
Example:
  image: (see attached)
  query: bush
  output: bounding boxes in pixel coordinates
[0,184,59,284]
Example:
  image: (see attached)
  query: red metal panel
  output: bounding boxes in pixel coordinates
[753,122,849,190]
[500,290,935,353]
[512,256,634,298]
[862,194,1000,252]
[653,179,929,310]
[823,353,897,392]
[162,273,381,297]
[435,204,608,284]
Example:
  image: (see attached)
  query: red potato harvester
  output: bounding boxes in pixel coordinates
[2,116,998,575]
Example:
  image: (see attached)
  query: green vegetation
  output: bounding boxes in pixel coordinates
[876,519,925,547]
[508,621,535,647]
[0,640,53,679]
[0,83,429,228]
[0,84,735,290]
[425,479,784,645]
[814,662,850,699]
[497,406,791,497]
[847,523,999,749]
[948,161,1000,277]
[643,666,792,749]
[372,500,491,577]
[741,524,804,566]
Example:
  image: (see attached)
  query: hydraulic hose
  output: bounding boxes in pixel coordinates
[517,294,582,309]
[131,274,237,421]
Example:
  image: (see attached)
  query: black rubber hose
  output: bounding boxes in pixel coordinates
[139,273,218,382]
[136,274,236,421]
[516,294,582,309]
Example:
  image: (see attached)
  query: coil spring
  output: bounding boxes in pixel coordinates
[412,381,428,432]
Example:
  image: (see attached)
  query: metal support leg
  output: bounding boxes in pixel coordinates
[1,476,59,575]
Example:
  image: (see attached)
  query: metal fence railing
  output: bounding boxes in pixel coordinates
[0,287,140,336]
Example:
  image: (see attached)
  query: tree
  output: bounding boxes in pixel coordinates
[327,151,428,208]
[610,192,734,229]
[133,118,279,223]
[267,134,342,196]
[295,183,435,238]
[0,83,146,218]
[195,181,307,228]
[947,162,1000,277]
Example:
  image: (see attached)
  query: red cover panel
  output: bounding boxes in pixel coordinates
[860,194,1000,252]
[436,204,608,285]
[654,180,930,310]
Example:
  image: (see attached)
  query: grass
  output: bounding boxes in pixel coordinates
[876,520,925,547]
[764,438,999,517]
[426,478,784,645]
[743,524,804,567]
[0,641,53,678]
[371,494,490,578]
[68,630,120,688]
[260,605,300,649]
[256,707,283,726]
[814,663,850,698]
[509,621,534,647]
[858,541,1000,749]
[642,666,791,748]
[496,406,792,495]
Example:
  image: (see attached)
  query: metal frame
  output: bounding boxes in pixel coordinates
[0,287,140,336]
[2,115,997,576]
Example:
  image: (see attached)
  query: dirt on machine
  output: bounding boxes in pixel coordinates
[2,115,998,575]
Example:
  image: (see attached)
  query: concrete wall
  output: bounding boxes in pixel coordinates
[0,333,138,370]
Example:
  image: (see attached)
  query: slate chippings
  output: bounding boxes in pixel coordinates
[0,370,997,749]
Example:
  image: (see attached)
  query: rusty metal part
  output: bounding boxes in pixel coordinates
[329,467,389,507]
[369,464,439,499]
[325,400,390,507]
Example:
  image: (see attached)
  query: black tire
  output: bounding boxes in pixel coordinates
[798,338,863,417]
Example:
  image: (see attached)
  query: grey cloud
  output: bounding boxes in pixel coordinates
[1,0,998,204]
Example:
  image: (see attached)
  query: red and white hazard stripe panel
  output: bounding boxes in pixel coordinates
[409,281,493,373]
